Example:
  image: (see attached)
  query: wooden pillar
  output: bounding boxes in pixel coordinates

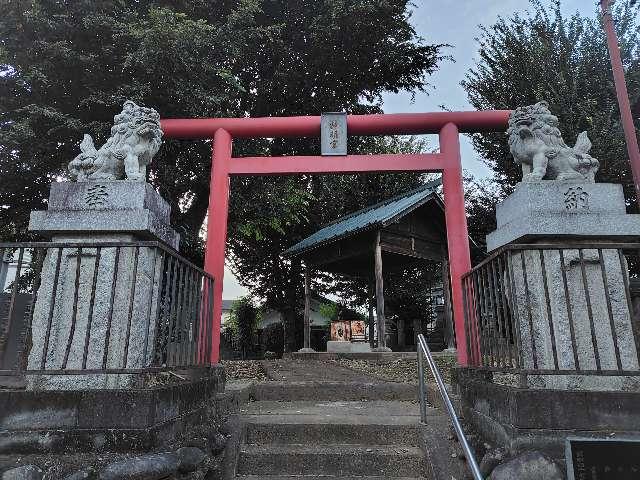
[397,318,406,349]
[442,257,456,350]
[413,319,422,347]
[368,280,375,349]
[298,266,314,352]
[374,231,390,351]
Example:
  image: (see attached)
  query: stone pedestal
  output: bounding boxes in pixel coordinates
[509,247,640,390]
[297,347,316,353]
[487,182,640,251]
[487,182,640,390]
[26,181,179,390]
[326,341,372,353]
[30,181,179,249]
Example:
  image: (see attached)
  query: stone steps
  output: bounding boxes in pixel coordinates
[236,444,427,477]
[234,400,430,479]
[244,415,420,446]
[237,477,424,480]
[253,380,417,401]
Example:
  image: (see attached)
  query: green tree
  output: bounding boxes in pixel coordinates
[1,0,442,243]
[463,172,504,254]
[228,136,436,351]
[1,1,265,243]
[318,302,338,323]
[225,296,260,360]
[1,1,445,351]
[462,0,640,211]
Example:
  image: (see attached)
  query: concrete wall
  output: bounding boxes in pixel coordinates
[456,367,640,460]
[0,367,225,454]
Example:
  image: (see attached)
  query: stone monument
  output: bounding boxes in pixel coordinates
[456,103,640,465]
[487,101,640,390]
[27,101,180,389]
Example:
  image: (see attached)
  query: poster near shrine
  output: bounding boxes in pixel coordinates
[350,320,367,342]
[330,320,351,342]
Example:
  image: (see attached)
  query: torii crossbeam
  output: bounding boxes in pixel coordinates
[160,110,510,365]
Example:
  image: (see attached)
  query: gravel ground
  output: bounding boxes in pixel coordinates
[332,354,458,385]
[221,355,458,385]
[221,360,269,381]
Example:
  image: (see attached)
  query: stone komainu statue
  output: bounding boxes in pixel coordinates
[68,101,163,181]
[507,101,599,182]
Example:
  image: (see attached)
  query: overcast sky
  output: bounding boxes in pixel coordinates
[383,0,599,176]
[223,0,601,299]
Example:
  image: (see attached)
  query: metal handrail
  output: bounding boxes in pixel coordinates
[417,334,482,480]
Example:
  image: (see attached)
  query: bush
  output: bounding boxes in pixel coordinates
[224,297,260,359]
[261,323,284,358]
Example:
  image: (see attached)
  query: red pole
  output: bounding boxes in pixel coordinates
[204,128,232,364]
[601,0,640,207]
[440,123,472,366]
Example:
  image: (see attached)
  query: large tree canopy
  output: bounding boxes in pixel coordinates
[1,0,445,350]
[0,0,442,240]
[462,0,640,231]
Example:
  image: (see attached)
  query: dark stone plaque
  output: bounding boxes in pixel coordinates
[566,437,640,480]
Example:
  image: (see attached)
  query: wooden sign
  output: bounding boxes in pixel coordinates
[321,112,347,156]
[566,437,640,480]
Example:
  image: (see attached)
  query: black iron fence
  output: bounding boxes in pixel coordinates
[462,243,640,377]
[0,241,214,377]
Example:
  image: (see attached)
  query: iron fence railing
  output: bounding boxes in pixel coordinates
[0,241,214,377]
[462,243,640,377]
[417,334,482,479]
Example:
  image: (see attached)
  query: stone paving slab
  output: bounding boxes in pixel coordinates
[237,476,425,480]
[228,360,449,479]
[243,414,427,425]
[245,421,422,447]
[261,359,383,382]
[237,443,426,477]
[292,351,418,361]
[240,444,424,455]
[240,400,430,418]
[253,380,418,401]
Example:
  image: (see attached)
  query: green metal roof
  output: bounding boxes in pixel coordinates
[283,179,442,258]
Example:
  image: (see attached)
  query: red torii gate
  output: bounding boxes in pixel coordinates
[160,111,510,365]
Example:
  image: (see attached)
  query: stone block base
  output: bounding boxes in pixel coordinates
[456,367,640,460]
[326,341,372,353]
[0,367,224,454]
[26,237,167,390]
